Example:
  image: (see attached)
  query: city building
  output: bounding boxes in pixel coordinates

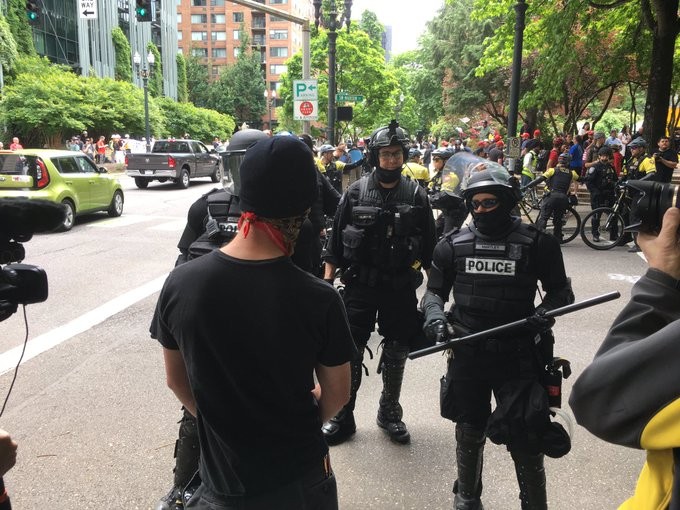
[0,0,178,99]
[176,0,313,128]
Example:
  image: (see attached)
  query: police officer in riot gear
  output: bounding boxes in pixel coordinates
[322,120,437,445]
[528,153,580,241]
[316,143,364,194]
[430,148,468,237]
[421,156,574,510]
[155,129,318,510]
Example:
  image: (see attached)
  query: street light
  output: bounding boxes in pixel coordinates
[313,0,352,145]
[264,89,277,131]
[395,93,405,122]
[133,50,155,153]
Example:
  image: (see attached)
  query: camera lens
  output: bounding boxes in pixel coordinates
[626,180,680,232]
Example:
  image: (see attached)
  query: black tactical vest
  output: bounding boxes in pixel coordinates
[343,175,423,271]
[188,190,240,260]
[548,167,573,194]
[449,222,539,323]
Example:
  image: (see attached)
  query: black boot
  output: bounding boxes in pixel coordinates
[511,450,548,510]
[322,359,362,445]
[157,408,200,510]
[452,424,485,510]
[376,342,410,444]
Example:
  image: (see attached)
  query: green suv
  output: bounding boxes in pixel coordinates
[0,149,124,231]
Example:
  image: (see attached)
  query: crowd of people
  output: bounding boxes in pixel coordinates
[145,122,679,510]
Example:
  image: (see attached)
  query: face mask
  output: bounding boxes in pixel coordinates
[376,167,402,183]
[470,201,514,236]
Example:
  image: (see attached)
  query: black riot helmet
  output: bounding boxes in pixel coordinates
[222,129,269,195]
[461,161,521,205]
[431,147,455,161]
[368,120,410,168]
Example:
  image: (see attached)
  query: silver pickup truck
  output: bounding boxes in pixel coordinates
[125,139,221,189]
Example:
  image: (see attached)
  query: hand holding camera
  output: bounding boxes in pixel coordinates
[638,208,680,280]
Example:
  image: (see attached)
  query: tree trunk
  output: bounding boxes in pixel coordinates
[642,0,679,144]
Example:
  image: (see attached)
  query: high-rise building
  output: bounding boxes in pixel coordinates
[176,0,312,127]
[0,0,178,99]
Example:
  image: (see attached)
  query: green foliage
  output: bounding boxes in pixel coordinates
[185,51,211,108]
[358,10,384,49]
[156,97,235,142]
[209,30,266,126]
[176,52,188,102]
[278,26,399,138]
[147,43,162,97]
[4,0,35,56]
[0,16,19,75]
[597,109,633,134]
[112,27,132,82]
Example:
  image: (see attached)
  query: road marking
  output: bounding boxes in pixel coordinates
[149,220,186,231]
[0,273,169,375]
[88,215,180,228]
[608,273,641,284]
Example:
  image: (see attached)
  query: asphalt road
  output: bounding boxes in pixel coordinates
[0,177,649,509]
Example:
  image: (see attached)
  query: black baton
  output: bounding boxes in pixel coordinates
[409,291,621,360]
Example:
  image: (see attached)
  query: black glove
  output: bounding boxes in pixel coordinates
[526,308,556,333]
[424,319,450,344]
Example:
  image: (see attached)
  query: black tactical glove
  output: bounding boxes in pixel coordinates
[424,319,450,344]
[526,307,556,333]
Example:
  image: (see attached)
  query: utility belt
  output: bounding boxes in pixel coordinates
[452,332,540,355]
[341,264,420,290]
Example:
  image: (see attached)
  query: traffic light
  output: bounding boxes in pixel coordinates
[135,0,153,22]
[26,0,40,25]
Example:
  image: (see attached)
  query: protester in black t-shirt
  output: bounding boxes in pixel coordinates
[652,135,678,183]
[152,137,355,510]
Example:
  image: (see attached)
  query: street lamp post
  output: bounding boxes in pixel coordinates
[395,93,405,122]
[264,89,277,131]
[313,0,352,145]
[133,51,155,153]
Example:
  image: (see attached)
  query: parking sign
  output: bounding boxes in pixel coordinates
[293,80,318,101]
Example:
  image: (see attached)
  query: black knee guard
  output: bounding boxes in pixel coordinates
[453,423,485,509]
[510,450,547,510]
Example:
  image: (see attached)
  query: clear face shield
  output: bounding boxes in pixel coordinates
[450,152,513,196]
[222,150,246,195]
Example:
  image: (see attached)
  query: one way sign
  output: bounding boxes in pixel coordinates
[80,0,98,19]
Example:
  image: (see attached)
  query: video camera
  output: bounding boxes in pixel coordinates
[626,180,680,233]
[0,198,66,321]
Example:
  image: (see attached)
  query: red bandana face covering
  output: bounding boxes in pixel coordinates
[237,210,308,256]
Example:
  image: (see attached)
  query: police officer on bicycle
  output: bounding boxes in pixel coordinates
[322,120,437,445]
[421,156,574,509]
[529,153,580,241]
[430,147,468,237]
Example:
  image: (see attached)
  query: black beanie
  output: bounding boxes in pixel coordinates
[239,136,318,218]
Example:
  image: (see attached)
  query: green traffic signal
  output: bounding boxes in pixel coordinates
[135,1,152,22]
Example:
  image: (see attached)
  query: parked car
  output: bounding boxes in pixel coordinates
[124,139,221,189]
[0,150,124,231]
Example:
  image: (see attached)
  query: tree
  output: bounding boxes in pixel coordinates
[278,26,399,137]
[209,31,266,126]
[358,10,384,48]
[176,52,188,102]
[112,26,132,83]
[156,97,235,141]
[185,51,211,108]
[0,15,19,77]
[4,0,35,56]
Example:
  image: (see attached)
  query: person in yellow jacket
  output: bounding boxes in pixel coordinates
[316,144,363,193]
[569,206,680,510]
[402,148,430,187]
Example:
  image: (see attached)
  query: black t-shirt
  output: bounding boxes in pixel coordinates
[152,251,356,497]
[655,148,678,183]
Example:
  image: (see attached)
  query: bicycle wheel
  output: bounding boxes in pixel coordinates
[580,207,626,250]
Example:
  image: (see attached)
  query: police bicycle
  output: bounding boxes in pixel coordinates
[518,185,582,244]
[579,181,631,250]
